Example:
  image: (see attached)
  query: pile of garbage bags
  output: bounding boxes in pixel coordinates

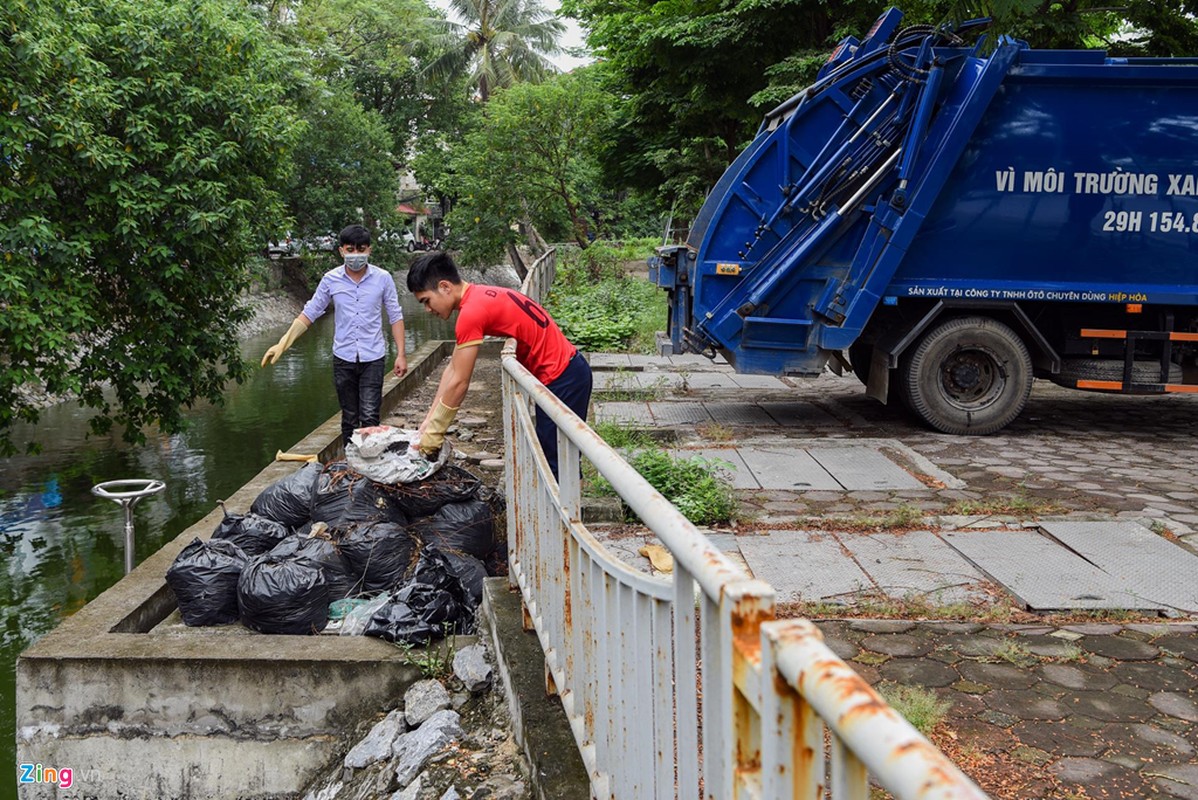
[165,458,505,644]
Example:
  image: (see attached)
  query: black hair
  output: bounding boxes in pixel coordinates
[406,252,462,292]
[339,224,371,248]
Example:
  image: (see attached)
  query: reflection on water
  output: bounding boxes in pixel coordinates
[0,290,451,785]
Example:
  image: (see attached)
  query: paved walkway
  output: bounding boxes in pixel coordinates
[587,353,1198,799]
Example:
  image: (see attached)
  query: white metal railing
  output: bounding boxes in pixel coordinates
[501,249,988,799]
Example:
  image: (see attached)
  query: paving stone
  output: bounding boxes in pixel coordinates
[1065,624,1125,635]
[1153,764,1198,800]
[1111,683,1151,700]
[1098,722,1196,762]
[739,531,872,602]
[1071,690,1155,722]
[822,637,859,660]
[1018,635,1086,659]
[1149,692,1198,723]
[983,690,1068,720]
[1082,635,1162,661]
[927,649,962,665]
[877,658,959,688]
[952,680,991,695]
[1110,661,1197,692]
[935,634,1010,658]
[1011,720,1104,757]
[860,634,933,657]
[948,716,1014,750]
[1156,635,1198,663]
[1049,757,1138,791]
[925,622,983,634]
[1009,744,1054,766]
[957,661,1037,689]
[849,619,916,634]
[978,709,1018,728]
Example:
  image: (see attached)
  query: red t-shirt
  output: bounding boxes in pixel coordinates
[455,284,576,384]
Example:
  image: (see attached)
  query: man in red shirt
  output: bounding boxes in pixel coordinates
[407,252,592,479]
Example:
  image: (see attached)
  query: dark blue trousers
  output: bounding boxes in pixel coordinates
[535,352,593,480]
[333,356,384,444]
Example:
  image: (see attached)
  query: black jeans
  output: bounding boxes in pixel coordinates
[333,356,385,444]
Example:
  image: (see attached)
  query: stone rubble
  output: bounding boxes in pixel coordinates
[301,638,532,800]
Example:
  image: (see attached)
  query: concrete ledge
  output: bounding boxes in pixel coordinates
[481,578,590,800]
[16,339,455,799]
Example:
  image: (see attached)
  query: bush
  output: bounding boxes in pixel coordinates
[590,423,737,526]
[547,239,666,353]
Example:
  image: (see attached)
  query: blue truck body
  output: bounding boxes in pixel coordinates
[652,8,1198,434]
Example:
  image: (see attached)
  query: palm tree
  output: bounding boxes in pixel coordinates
[427,0,565,101]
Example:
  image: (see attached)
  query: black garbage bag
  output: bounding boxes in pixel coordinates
[271,534,360,601]
[166,538,248,626]
[250,462,321,527]
[212,512,291,557]
[338,521,419,594]
[237,552,329,634]
[310,462,408,526]
[362,547,475,644]
[411,499,495,559]
[388,464,482,518]
[439,548,488,605]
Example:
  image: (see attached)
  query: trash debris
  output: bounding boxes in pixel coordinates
[271,533,361,601]
[412,499,496,559]
[388,464,482,518]
[347,425,450,484]
[638,543,674,574]
[250,462,322,527]
[166,538,248,626]
[212,510,291,556]
[338,521,420,594]
[362,549,475,644]
[238,552,330,634]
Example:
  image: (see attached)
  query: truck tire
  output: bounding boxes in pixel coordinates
[902,316,1032,435]
[1053,358,1182,388]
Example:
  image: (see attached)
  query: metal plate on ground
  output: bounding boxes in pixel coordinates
[943,530,1166,612]
[646,402,713,425]
[739,531,874,603]
[758,401,839,427]
[593,402,655,425]
[1039,521,1198,613]
[840,531,987,605]
[737,447,842,490]
[680,372,739,390]
[670,448,759,489]
[704,403,777,427]
[807,446,925,491]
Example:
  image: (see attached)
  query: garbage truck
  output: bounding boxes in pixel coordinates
[650,7,1198,434]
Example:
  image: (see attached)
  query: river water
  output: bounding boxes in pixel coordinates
[0,291,451,793]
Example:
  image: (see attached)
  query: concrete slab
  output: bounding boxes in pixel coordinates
[592,372,682,391]
[680,372,739,390]
[738,531,874,603]
[646,402,713,426]
[758,401,840,427]
[807,445,926,491]
[670,448,760,489]
[840,531,988,605]
[737,446,842,490]
[593,401,655,425]
[1039,521,1198,613]
[587,353,632,370]
[729,374,790,390]
[703,403,777,427]
[943,530,1166,612]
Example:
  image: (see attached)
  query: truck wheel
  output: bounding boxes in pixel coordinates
[1053,358,1182,387]
[902,316,1032,435]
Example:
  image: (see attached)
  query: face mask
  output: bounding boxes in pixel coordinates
[344,253,369,271]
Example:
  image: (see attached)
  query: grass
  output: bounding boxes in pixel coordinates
[588,420,738,526]
[990,640,1036,666]
[597,369,672,401]
[393,630,458,680]
[696,422,734,442]
[877,683,952,736]
[944,489,1063,517]
[838,503,926,531]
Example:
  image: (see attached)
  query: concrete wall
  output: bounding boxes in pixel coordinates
[16,340,454,800]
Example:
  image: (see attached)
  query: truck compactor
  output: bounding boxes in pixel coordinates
[651,7,1198,434]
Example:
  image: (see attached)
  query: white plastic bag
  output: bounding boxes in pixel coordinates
[339,593,391,636]
[346,425,450,484]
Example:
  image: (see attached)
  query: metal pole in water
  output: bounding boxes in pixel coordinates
[91,479,167,574]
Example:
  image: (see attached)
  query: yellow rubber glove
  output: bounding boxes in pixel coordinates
[419,400,459,455]
[261,317,309,367]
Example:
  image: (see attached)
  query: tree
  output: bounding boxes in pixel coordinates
[427,0,566,101]
[285,90,401,237]
[0,0,303,454]
[435,70,615,265]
